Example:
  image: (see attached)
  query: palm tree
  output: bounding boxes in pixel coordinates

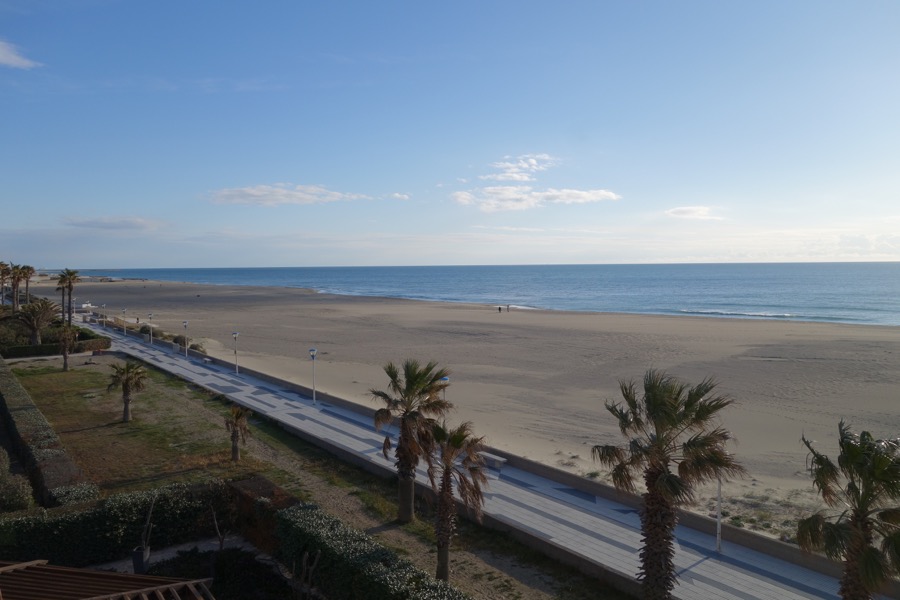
[107,362,148,423]
[797,422,900,600]
[59,324,78,372]
[9,264,23,312]
[371,359,452,523]
[11,298,59,345]
[0,262,9,307]
[224,405,252,461]
[427,421,488,582]
[592,369,745,600]
[57,268,80,325]
[20,265,35,304]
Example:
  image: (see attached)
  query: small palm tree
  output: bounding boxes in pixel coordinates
[428,421,488,582]
[371,359,452,523]
[10,298,59,345]
[798,422,900,600]
[592,369,745,600]
[224,405,252,462]
[107,362,148,423]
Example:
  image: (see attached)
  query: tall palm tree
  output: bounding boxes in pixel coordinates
[592,369,745,600]
[224,405,252,462]
[798,422,900,600]
[371,359,452,523]
[427,421,488,582]
[107,362,148,423]
[58,268,80,325]
[11,298,59,345]
[20,265,35,304]
[9,264,23,312]
[0,262,9,307]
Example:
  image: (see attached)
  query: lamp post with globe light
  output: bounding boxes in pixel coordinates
[147,313,153,345]
[121,309,127,336]
[182,321,189,358]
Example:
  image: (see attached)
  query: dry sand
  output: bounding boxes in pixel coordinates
[35,278,900,534]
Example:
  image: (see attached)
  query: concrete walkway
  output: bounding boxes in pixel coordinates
[86,324,881,600]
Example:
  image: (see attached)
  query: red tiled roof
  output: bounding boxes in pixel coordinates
[0,560,215,600]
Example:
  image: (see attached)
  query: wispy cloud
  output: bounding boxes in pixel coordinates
[456,154,620,212]
[665,206,723,220]
[0,39,41,69]
[210,183,370,206]
[454,185,620,213]
[390,192,410,200]
[65,216,163,230]
[479,153,556,182]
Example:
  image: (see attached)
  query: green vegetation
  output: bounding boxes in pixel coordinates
[798,422,900,600]
[592,369,745,600]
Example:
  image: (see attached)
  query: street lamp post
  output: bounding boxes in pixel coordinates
[440,376,450,402]
[121,309,127,336]
[309,348,318,404]
[182,321,189,358]
[232,332,239,373]
[101,304,106,328]
[147,313,153,345]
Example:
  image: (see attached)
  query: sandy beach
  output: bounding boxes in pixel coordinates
[32,278,900,532]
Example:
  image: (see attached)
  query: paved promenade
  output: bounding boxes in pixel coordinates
[87,325,878,600]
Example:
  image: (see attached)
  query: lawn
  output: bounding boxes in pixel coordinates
[11,356,268,494]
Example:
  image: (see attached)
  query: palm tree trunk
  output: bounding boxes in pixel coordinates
[68,287,74,326]
[839,515,874,600]
[63,346,70,371]
[231,429,240,461]
[398,475,416,523]
[436,542,451,581]
[61,287,66,322]
[639,469,678,600]
[435,471,455,581]
[122,393,132,423]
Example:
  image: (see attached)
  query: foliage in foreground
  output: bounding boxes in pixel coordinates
[277,502,470,600]
[798,422,900,600]
[0,481,233,566]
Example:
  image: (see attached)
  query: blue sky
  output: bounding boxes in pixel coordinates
[2,1,899,268]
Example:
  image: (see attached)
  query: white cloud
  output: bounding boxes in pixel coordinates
[0,39,41,69]
[390,192,410,200]
[454,185,620,213]
[665,206,723,220]
[210,183,369,206]
[64,216,163,230]
[479,153,556,182]
[457,154,620,212]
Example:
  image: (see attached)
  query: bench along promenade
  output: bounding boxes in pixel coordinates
[83,321,896,600]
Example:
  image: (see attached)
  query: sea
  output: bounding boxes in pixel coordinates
[79,263,900,327]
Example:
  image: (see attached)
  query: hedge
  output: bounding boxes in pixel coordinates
[0,481,233,566]
[276,503,470,600]
[0,336,111,359]
[0,358,94,506]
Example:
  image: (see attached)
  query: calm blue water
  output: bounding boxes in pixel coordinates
[79,263,900,326]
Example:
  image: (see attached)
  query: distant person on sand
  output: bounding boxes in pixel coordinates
[498,306,502,313]
[506,304,510,312]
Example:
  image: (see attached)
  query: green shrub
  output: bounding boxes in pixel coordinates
[276,503,469,600]
[50,482,101,507]
[0,481,233,566]
[0,474,33,512]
